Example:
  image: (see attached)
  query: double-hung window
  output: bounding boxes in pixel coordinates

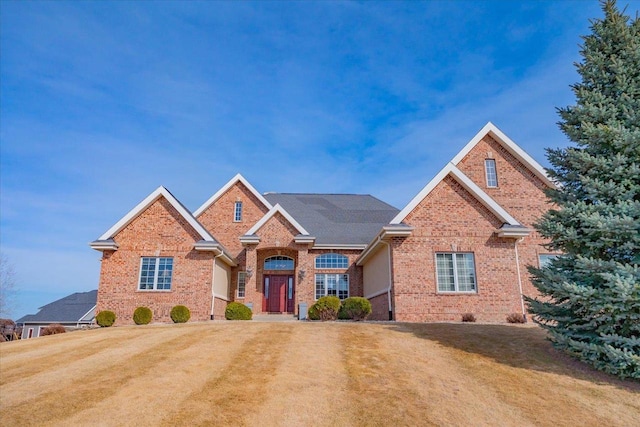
[234,201,243,222]
[315,274,349,300]
[139,257,173,291]
[485,159,498,187]
[435,253,476,293]
[237,271,247,298]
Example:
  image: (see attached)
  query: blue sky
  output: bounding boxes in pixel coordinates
[2,0,638,319]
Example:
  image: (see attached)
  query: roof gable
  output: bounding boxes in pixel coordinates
[194,173,272,217]
[244,203,310,236]
[452,122,554,188]
[95,186,215,242]
[390,163,521,226]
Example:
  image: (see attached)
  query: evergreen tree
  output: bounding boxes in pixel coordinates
[526,0,640,379]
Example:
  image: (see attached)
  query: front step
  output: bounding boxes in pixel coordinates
[252,313,298,322]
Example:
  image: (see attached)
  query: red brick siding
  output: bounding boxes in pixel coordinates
[96,197,215,325]
[455,135,557,300]
[393,176,523,322]
[196,182,270,257]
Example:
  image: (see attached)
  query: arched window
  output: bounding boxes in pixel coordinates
[315,253,349,269]
[264,256,294,270]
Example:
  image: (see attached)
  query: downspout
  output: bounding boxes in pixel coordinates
[210,252,224,320]
[514,237,527,322]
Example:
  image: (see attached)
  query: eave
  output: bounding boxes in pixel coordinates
[193,241,237,266]
[497,225,532,238]
[356,225,415,266]
[89,239,118,251]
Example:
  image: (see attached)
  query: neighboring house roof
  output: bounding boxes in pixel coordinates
[193,173,273,217]
[17,290,97,324]
[89,186,235,265]
[263,193,400,246]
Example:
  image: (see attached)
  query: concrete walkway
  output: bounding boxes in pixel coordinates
[252,314,299,322]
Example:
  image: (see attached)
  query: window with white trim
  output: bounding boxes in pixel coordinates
[485,159,498,187]
[264,256,294,270]
[234,201,243,222]
[237,271,247,298]
[139,257,173,290]
[539,254,558,268]
[436,253,476,292]
[315,253,349,269]
[315,274,349,300]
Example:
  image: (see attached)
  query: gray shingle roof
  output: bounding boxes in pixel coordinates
[263,193,399,245]
[17,290,97,324]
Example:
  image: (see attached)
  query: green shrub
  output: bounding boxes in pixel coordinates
[225,302,252,320]
[170,305,191,323]
[461,313,476,322]
[41,323,66,336]
[95,310,116,327]
[133,306,153,325]
[308,304,320,320]
[339,297,372,321]
[313,296,341,321]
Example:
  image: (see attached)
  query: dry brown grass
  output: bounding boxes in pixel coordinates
[1,322,638,426]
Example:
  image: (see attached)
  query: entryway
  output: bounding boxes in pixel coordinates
[263,275,294,313]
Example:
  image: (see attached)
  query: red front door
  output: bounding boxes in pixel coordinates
[263,275,294,313]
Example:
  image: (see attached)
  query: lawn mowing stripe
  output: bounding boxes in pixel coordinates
[159,323,294,427]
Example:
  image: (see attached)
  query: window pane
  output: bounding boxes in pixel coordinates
[237,272,246,298]
[338,274,349,300]
[264,256,294,270]
[234,201,243,222]
[156,258,173,290]
[455,254,476,292]
[485,159,498,187]
[315,274,325,300]
[139,258,156,290]
[326,275,337,296]
[315,253,349,269]
[436,254,455,291]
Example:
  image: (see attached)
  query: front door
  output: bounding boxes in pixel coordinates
[264,275,294,313]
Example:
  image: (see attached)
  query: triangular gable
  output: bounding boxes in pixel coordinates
[244,203,310,236]
[193,173,273,217]
[390,163,521,226]
[95,186,216,242]
[452,122,555,188]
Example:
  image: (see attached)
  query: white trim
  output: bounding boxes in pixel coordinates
[390,163,521,226]
[311,244,367,250]
[236,271,247,299]
[96,186,215,242]
[244,203,310,236]
[451,122,554,188]
[194,173,272,217]
[78,305,97,322]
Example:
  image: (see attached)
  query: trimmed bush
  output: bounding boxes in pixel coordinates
[133,306,153,325]
[41,323,66,336]
[506,313,526,324]
[225,302,252,320]
[339,297,372,321]
[313,296,341,321]
[462,313,476,322]
[96,310,116,327]
[170,305,191,323]
[308,304,320,321]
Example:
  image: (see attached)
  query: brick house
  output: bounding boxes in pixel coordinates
[90,122,556,324]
